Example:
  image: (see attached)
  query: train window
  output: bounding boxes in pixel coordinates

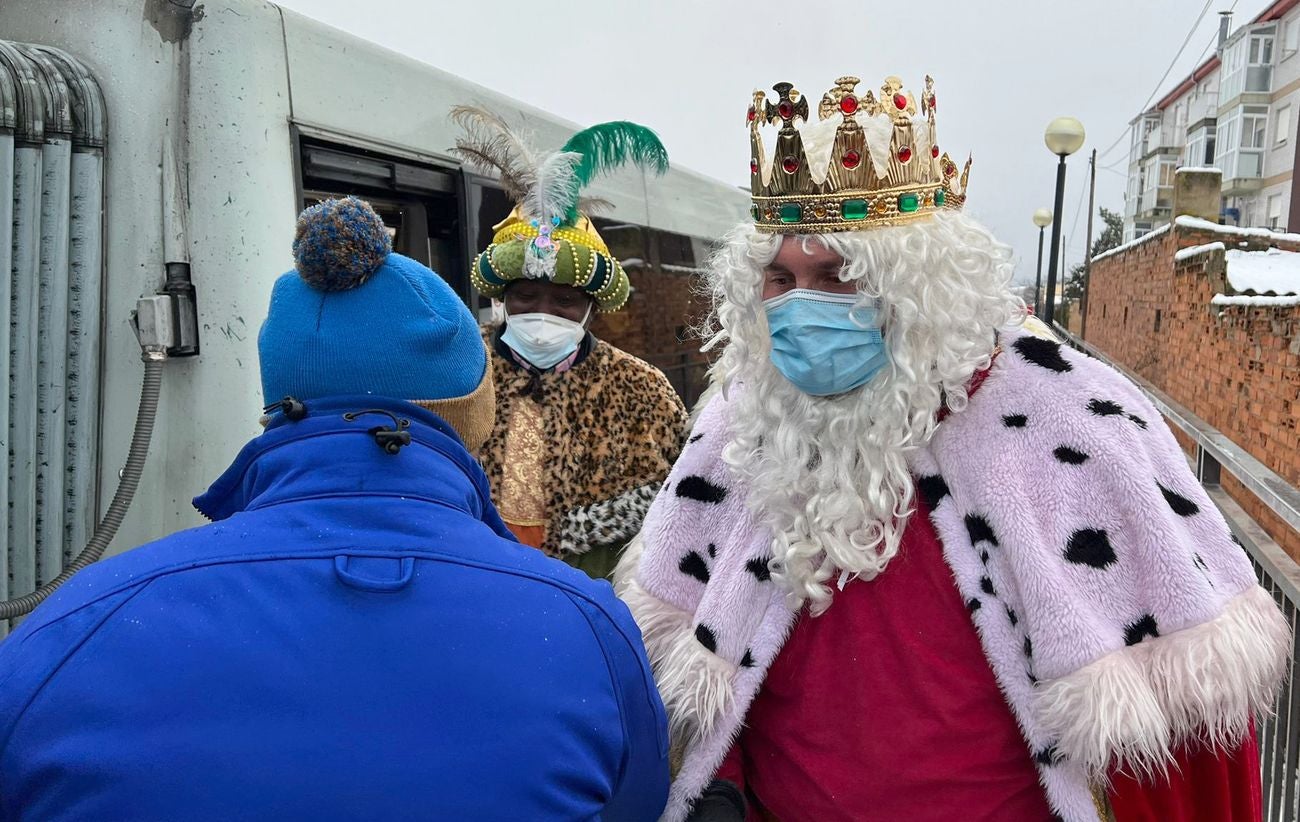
[464,175,514,320]
[590,218,649,265]
[298,137,470,304]
[468,180,513,252]
[656,230,696,268]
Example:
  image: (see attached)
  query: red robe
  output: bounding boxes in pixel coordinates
[714,498,1262,821]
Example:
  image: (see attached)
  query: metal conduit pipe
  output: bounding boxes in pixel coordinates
[0,352,165,620]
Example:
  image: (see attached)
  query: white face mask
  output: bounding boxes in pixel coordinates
[501,305,591,370]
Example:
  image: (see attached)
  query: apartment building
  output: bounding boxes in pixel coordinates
[1123,1,1300,241]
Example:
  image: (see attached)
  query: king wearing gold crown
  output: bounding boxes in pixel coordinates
[616,75,1287,822]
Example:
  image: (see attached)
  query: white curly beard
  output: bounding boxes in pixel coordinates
[703,212,1024,614]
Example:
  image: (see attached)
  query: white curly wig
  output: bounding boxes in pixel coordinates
[701,210,1024,613]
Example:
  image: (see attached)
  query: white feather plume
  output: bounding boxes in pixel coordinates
[524,150,582,225]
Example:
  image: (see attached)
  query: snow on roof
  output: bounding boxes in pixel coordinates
[1224,247,1300,296]
[1175,166,1221,175]
[1173,215,1300,244]
[1174,241,1225,262]
[1091,224,1172,265]
[1211,293,1300,307]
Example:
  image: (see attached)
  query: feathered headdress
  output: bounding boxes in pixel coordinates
[451,106,669,312]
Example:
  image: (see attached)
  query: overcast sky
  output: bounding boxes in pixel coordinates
[274,0,1271,284]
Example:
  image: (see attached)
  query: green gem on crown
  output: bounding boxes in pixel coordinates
[898,193,920,213]
[842,199,868,220]
[779,203,803,224]
[935,188,946,207]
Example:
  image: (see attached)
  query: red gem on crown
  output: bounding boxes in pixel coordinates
[898,146,912,164]
[932,145,940,159]
[842,150,861,170]
[893,92,907,111]
[782,156,800,174]
[747,106,756,123]
[750,159,759,175]
[840,96,859,115]
[778,101,794,120]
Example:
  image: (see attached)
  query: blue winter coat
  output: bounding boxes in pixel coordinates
[0,397,668,821]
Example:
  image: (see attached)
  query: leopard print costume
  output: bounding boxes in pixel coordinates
[479,326,688,574]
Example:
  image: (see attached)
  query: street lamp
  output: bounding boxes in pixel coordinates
[1042,116,1085,325]
[1032,208,1053,315]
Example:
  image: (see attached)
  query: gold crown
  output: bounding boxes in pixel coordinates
[748,75,972,234]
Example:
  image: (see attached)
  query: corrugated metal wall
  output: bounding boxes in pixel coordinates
[0,41,104,633]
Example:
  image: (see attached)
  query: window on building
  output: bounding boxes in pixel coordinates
[1218,105,1270,179]
[1217,110,1239,163]
[1141,155,1177,210]
[1268,194,1283,229]
[1186,123,1218,167]
[1286,19,1300,58]
[1222,37,1247,100]
[1243,109,1269,149]
[1250,33,1275,66]
[1163,158,1178,185]
[1276,104,1292,146]
[1154,310,1162,333]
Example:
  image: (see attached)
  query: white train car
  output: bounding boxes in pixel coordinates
[0,0,746,625]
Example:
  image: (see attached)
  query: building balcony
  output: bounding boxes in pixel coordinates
[1219,150,1264,195]
[1124,195,1139,219]
[1187,96,1218,127]
[1142,127,1183,158]
[1245,65,1273,94]
[1135,187,1174,221]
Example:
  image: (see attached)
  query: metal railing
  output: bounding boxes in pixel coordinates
[1053,324,1300,821]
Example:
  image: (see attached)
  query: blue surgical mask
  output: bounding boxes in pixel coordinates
[763,289,889,397]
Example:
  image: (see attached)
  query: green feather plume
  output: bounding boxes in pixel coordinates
[558,122,669,222]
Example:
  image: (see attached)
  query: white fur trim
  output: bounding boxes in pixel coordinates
[1035,646,1173,780]
[612,530,646,598]
[654,628,736,747]
[1149,585,1290,749]
[615,534,732,744]
[1036,585,1290,779]
[614,536,692,670]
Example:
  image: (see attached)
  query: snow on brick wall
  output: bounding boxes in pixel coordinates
[1225,247,1300,296]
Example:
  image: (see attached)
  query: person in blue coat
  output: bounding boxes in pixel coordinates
[0,197,669,822]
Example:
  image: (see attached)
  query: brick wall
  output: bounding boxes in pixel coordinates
[591,265,713,407]
[588,219,715,407]
[1085,221,1300,558]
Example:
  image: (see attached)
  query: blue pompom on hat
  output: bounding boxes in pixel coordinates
[259,197,494,448]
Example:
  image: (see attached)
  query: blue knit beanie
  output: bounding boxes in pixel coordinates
[259,197,493,445]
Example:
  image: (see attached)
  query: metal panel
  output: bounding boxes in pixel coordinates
[0,40,104,631]
[22,44,73,586]
[0,55,14,619]
[34,45,105,562]
[1,41,45,607]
